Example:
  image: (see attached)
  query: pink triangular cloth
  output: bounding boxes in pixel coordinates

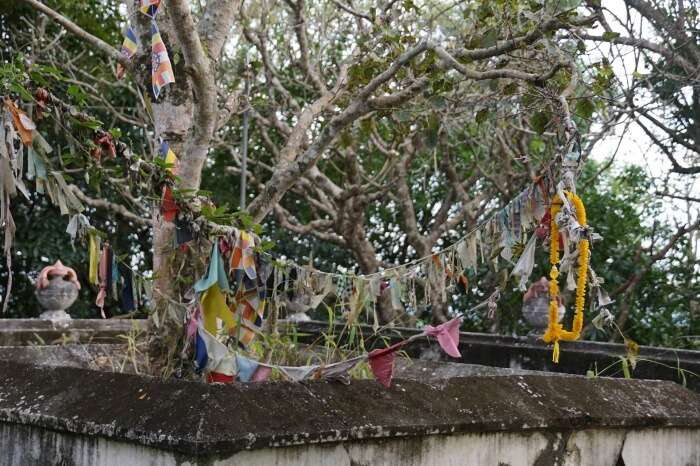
[251,366,272,382]
[424,317,462,358]
[186,306,201,339]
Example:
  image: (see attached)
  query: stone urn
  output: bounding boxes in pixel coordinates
[522,277,564,336]
[35,260,81,321]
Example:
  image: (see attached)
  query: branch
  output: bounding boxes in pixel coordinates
[166,0,218,189]
[434,45,564,84]
[287,0,327,94]
[612,217,700,297]
[198,0,241,59]
[577,33,696,75]
[392,156,428,256]
[454,16,596,61]
[331,0,372,22]
[625,0,700,64]
[18,0,130,69]
[69,186,150,226]
[655,192,700,204]
[273,205,346,245]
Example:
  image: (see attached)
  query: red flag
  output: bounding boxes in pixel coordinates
[161,186,178,222]
[207,371,235,384]
[368,341,405,388]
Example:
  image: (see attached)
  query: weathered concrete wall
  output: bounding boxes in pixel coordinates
[2,423,699,466]
[0,319,141,346]
[1,360,700,465]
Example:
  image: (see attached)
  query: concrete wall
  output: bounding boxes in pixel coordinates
[2,360,700,466]
[2,423,699,466]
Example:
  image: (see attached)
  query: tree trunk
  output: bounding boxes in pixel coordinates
[129,5,199,375]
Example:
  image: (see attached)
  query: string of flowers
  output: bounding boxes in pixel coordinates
[542,191,590,363]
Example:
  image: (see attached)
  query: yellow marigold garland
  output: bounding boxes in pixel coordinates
[542,191,589,363]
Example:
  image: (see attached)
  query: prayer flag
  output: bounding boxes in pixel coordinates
[251,366,272,382]
[116,27,139,79]
[96,243,111,318]
[235,354,259,382]
[159,140,178,175]
[368,341,405,388]
[139,0,161,17]
[201,284,236,335]
[194,242,231,293]
[150,22,174,99]
[175,218,194,245]
[194,325,237,379]
[161,186,178,222]
[88,231,100,286]
[120,266,135,312]
[424,317,462,358]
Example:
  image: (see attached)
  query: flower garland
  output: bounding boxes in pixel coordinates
[542,191,590,363]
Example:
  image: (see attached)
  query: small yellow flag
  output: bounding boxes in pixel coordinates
[88,231,100,286]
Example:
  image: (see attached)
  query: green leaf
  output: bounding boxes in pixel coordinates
[620,357,631,379]
[482,29,498,48]
[575,98,595,119]
[529,137,545,153]
[395,110,411,122]
[74,117,103,130]
[502,83,518,96]
[9,83,33,101]
[475,108,489,124]
[530,111,550,134]
[602,31,621,41]
[338,131,353,148]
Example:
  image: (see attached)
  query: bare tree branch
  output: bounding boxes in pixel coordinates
[18,0,130,69]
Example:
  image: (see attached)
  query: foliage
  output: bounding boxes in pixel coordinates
[1,0,698,358]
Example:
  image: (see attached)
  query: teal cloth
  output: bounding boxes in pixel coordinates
[194,242,230,293]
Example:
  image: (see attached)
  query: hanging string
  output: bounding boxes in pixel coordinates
[261,165,561,282]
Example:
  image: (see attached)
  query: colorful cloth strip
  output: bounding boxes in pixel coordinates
[114,0,174,97]
[139,0,161,17]
[195,242,231,293]
[194,324,236,377]
[159,140,178,175]
[116,27,139,79]
[150,22,175,99]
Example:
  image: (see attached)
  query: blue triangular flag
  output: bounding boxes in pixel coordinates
[236,354,260,382]
[194,330,208,374]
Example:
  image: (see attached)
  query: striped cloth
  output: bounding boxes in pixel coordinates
[116,27,138,79]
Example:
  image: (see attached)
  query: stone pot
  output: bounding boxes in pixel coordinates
[522,294,564,335]
[35,261,81,321]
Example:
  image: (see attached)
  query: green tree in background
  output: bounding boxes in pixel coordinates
[1,0,698,371]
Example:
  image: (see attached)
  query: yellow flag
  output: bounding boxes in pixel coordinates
[201,284,236,335]
[88,231,100,286]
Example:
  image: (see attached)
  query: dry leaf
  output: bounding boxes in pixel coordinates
[4,98,33,146]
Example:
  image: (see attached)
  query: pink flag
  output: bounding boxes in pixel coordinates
[186,306,201,339]
[368,341,405,388]
[252,366,272,382]
[95,244,110,318]
[424,317,462,358]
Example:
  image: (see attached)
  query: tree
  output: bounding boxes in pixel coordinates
[575,0,700,335]
[3,0,597,372]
